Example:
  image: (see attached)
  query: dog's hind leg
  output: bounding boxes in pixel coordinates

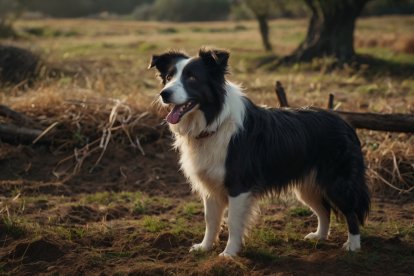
[294,186,330,240]
[324,176,369,251]
[220,192,254,257]
[190,195,226,252]
[342,213,361,251]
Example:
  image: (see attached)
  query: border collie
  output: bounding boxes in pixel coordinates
[149,48,370,257]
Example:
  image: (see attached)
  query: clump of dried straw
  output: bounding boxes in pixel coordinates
[365,134,414,198]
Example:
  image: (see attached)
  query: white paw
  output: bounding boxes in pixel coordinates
[343,234,361,251]
[189,243,211,253]
[219,251,236,258]
[304,232,327,240]
[342,240,361,251]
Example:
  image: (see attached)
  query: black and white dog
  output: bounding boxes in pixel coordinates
[149,48,370,257]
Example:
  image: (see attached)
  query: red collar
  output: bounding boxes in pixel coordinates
[195,130,216,140]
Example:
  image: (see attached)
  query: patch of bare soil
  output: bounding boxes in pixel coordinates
[0,109,413,275]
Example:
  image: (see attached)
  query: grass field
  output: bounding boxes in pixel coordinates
[0,16,414,275]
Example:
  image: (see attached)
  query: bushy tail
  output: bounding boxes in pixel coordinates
[324,177,370,226]
[355,181,371,226]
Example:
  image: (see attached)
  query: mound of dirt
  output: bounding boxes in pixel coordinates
[57,203,135,226]
[60,205,101,224]
[0,45,42,86]
[8,238,65,264]
[197,257,248,275]
[152,232,193,251]
[125,262,179,275]
[105,205,130,220]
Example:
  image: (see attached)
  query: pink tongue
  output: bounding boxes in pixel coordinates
[166,105,182,124]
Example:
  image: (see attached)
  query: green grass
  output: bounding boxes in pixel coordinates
[22,26,79,38]
[88,250,128,267]
[137,42,158,52]
[80,192,175,216]
[158,27,179,34]
[53,225,86,241]
[242,246,284,264]
[142,216,167,233]
[132,198,148,215]
[0,216,26,239]
[0,263,5,273]
[82,191,118,205]
[102,251,133,260]
[251,227,284,246]
[182,201,201,217]
[82,191,143,206]
[289,206,312,217]
[358,47,414,65]
[170,217,194,235]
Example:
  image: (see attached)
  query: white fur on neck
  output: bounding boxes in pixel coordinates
[171,81,246,198]
[205,81,246,133]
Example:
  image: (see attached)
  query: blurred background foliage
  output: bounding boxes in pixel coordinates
[0,0,413,21]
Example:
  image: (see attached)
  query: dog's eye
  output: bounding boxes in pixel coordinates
[166,74,173,82]
[187,74,197,82]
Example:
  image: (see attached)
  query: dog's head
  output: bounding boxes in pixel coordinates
[149,48,229,135]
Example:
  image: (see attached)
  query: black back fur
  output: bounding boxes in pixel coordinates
[224,100,370,226]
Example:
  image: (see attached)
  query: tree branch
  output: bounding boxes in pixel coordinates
[274,81,414,133]
[275,81,289,107]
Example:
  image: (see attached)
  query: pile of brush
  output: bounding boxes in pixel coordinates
[1,97,164,181]
[365,132,414,199]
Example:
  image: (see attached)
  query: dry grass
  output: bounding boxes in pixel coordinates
[0,16,413,275]
[356,34,414,54]
[366,134,414,197]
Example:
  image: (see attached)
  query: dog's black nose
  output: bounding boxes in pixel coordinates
[160,89,172,103]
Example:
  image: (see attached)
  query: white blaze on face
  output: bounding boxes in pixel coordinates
[163,58,191,105]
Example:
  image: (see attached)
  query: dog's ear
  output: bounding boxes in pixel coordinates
[148,50,189,78]
[199,48,229,72]
[148,54,161,69]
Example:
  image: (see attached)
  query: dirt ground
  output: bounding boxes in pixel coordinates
[1,112,413,275]
[1,17,414,275]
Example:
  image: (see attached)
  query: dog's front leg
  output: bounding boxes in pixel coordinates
[220,192,252,257]
[190,195,226,252]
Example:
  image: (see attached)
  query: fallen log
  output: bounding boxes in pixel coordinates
[0,123,50,145]
[275,81,414,133]
[0,104,41,128]
[336,110,414,132]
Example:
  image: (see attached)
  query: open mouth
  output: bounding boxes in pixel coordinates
[166,101,197,124]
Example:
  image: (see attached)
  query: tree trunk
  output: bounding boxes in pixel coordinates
[257,14,272,52]
[244,0,273,52]
[287,0,369,63]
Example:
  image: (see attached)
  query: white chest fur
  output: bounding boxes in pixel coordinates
[174,118,238,198]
